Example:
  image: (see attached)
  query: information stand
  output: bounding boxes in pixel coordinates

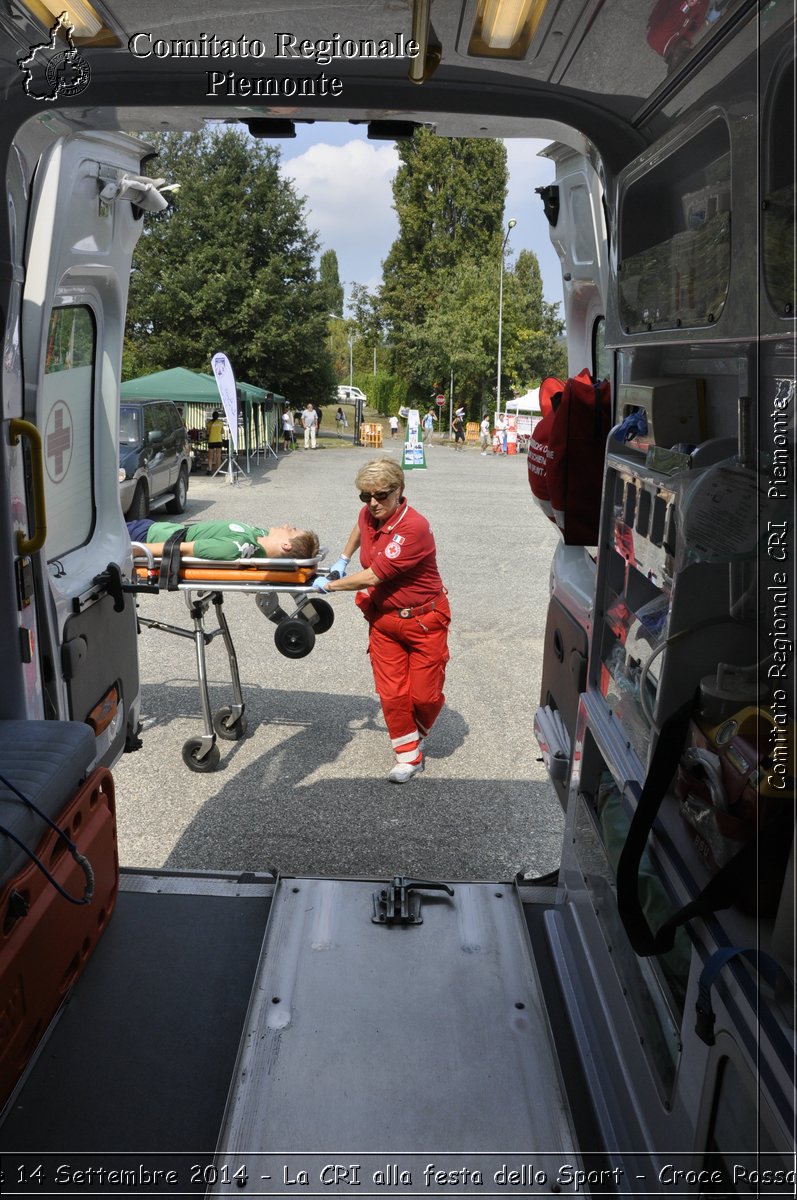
[401,407,426,470]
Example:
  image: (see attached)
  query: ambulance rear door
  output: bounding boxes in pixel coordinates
[534,144,611,807]
[11,129,165,763]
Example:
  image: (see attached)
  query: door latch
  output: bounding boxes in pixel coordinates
[372,875,454,925]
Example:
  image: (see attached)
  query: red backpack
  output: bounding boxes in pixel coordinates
[528,370,612,545]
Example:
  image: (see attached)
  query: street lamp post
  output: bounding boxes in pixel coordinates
[496,218,516,421]
[329,313,361,445]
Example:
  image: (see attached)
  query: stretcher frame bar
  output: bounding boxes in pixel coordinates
[130,542,326,571]
[129,543,329,597]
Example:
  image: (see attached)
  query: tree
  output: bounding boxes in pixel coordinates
[502,248,567,388]
[379,130,508,399]
[348,283,383,374]
[318,249,344,317]
[411,253,499,411]
[124,129,336,402]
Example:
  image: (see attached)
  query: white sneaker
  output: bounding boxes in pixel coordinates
[388,757,425,784]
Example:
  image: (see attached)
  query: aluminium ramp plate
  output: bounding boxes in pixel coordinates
[211,877,583,1195]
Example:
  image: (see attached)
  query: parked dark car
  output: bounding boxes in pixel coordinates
[118,398,192,518]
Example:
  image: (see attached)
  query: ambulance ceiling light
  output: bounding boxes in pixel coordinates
[468,0,549,58]
[19,0,107,40]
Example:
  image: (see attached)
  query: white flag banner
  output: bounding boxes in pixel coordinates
[210,352,239,452]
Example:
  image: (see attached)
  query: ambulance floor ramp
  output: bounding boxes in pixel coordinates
[210,876,583,1195]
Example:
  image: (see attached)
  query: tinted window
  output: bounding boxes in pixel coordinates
[593,316,611,380]
[619,120,731,331]
[143,405,160,438]
[119,406,141,444]
[763,59,795,316]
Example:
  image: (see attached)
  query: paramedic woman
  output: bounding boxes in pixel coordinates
[313,458,450,784]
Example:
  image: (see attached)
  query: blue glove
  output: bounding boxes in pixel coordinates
[328,555,350,578]
[311,576,331,592]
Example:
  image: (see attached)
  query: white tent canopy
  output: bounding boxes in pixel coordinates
[505,388,540,414]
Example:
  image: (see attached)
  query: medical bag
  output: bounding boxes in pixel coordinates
[527,371,612,545]
[526,375,564,526]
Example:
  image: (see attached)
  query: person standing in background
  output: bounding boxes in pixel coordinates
[282,404,295,452]
[302,402,318,449]
[206,410,224,474]
[495,412,508,454]
[479,413,491,455]
[422,410,435,445]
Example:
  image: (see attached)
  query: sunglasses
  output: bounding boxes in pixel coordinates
[359,488,397,503]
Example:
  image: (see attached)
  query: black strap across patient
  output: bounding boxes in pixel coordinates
[159,527,188,592]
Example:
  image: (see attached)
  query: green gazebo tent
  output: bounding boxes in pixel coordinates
[120,368,280,463]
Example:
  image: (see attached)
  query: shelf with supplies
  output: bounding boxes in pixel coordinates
[575,414,793,1020]
[573,691,795,1068]
[589,432,758,772]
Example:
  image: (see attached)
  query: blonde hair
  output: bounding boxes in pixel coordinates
[355,458,405,496]
[289,530,320,558]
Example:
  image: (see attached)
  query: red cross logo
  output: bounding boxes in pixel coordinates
[45,401,72,482]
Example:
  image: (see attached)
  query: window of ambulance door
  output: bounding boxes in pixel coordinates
[593,316,611,380]
[43,306,96,561]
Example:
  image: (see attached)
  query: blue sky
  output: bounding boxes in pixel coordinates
[278,124,564,313]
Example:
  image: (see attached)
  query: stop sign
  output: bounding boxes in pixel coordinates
[435,395,445,406]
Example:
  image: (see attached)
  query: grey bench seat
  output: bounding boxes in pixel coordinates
[0,720,96,886]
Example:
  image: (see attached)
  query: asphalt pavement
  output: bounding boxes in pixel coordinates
[114,435,564,882]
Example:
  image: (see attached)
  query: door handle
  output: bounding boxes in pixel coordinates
[9,419,47,554]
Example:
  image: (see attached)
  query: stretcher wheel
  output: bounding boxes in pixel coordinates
[274,616,316,659]
[213,706,248,741]
[181,737,221,772]
[304,597,335,634]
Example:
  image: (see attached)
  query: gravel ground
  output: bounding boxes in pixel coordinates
[114,435,564,882]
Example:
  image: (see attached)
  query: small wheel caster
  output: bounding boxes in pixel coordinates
[274,616,316,659]
[303,597,335,634]
[213,705,248,741]
[181,737,221,772]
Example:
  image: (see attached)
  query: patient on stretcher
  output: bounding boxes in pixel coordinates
[127,519,319,561]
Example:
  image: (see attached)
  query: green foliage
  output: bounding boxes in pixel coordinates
[318,249,344,316]
[379,130,508,399]
[375,129,565,416]
[503,248,567,389]
[348,283,382,353]
[366,372,407,415]
[124,129,336,403]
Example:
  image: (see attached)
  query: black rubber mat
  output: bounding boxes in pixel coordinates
[0,885,270,1168]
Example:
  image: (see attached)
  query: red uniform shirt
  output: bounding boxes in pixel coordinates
[358,499,443,611]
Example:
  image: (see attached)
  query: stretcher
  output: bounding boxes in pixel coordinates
[102,544,335,772]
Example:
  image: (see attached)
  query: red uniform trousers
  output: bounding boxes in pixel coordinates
[364,595,450,764]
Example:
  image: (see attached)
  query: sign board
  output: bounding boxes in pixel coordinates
[403,408,426,470]
[435,396,445,406]
[210,351,239,452]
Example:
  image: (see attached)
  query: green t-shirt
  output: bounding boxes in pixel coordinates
[146,520,268,560]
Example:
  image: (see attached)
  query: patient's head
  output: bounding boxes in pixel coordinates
[259,525,320,559]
